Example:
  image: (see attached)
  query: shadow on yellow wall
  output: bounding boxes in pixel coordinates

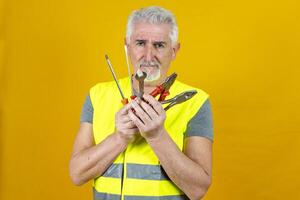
[1,0,300,199]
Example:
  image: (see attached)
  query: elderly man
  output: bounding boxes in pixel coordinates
[70,6,213,200]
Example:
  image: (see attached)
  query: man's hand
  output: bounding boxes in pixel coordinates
[128,94,166,141]
[115,104,139,143]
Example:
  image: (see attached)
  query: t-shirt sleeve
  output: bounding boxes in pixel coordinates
[184,98,214,141]
[80,94,94,123]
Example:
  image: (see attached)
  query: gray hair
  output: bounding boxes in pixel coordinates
[126,6,178,45]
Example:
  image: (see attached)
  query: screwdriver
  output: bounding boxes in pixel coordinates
[105,54,129,105]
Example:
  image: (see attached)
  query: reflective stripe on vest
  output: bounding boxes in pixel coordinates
[94,189,188,200]
[102,163,170,180]
[90,77,208,199]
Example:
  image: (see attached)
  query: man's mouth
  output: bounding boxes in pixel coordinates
[140,64,158,73]
[138,63,161,82]
[139,63,159,68]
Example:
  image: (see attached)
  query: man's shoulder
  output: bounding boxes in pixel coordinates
[90,79,118,90]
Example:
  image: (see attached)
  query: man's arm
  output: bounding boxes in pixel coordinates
[69,103,139,185]
[147,132,212,200]
[128,94,212,200]
[69,122,128,185]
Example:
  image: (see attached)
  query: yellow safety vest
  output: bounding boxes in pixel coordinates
[90,77,209,200]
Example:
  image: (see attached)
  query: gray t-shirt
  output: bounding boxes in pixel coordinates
[80,95,214,141]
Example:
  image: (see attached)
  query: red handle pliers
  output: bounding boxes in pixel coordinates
[149,73,177,101]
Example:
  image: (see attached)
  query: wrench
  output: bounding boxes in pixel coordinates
[135,69,147,99]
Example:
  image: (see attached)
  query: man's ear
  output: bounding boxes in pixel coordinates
[124,37,129,47]
[172,42,180,60]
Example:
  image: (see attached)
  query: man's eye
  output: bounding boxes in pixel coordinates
[154,43,165,48]
[136,41,145,46]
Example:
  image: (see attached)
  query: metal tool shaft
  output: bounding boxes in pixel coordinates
[161,90,197,111]
[135,69,147,99]
[105,54,126,100]
[124,45,133,95]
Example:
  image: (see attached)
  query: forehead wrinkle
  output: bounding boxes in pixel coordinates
[130,22,173,44]
[132,32,169,43]
[133,34,169,44]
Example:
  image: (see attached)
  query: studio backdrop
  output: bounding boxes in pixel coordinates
[0,0,299,199]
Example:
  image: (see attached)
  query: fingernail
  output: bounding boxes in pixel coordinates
[131,101,137,107]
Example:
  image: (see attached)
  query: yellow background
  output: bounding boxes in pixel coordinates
[1,0,299,199]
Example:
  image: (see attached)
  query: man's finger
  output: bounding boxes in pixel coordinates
[121,115,132,123]
[124,121,137,128]
[128,109,145,129]
[131,100,151,124]
[119,103,133,115]
[140,100,158,119]
[143,94,164,114]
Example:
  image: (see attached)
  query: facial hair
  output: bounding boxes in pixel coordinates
[137,60,161,82]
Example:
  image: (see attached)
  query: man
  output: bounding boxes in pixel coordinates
[70,6,213,200]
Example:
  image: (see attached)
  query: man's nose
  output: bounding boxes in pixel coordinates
[144,45,155,61]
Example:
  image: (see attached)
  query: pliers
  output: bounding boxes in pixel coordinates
[149,73,177,101]
[146,73,198,110]
[160,90,197,111]
[105,54,197,110]
[130,72,177,102]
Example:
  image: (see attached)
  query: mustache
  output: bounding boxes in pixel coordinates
[138,60,160,68]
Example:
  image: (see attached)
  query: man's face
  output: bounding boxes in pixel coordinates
[126,22,180,86]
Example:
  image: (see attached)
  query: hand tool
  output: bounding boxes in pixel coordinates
[135,69,147,99]
[104,55,196,110]
[150,73,177,101]
[124,45,133,95]
[160,90,198,111]
[105,54,129,105]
